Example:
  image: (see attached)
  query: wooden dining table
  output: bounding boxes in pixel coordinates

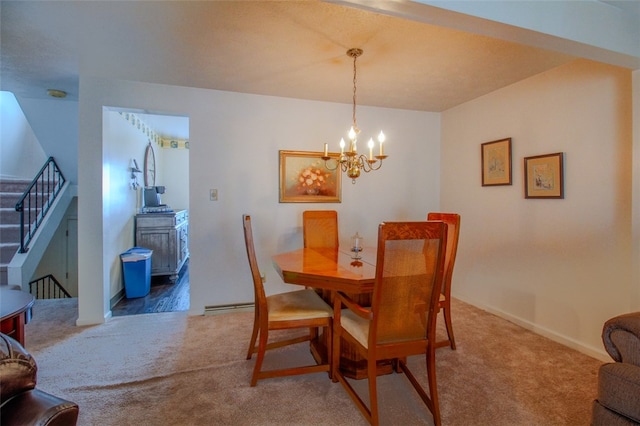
[0,288,35,347]
[272,246,394,379]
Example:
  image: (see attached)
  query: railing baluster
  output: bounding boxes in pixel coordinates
[14,157,66,253]
[29,274,72,299]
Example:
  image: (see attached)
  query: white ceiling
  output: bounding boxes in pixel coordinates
[1,1,638,140]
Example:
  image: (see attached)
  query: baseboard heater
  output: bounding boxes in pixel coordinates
[204,302,254,315]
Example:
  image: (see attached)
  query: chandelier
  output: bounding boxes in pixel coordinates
[321,48,388,184]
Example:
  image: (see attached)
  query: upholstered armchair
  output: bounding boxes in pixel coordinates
[591,312,640,425]
[0,333,79,425]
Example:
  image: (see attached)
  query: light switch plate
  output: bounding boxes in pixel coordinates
[210,189,218,201]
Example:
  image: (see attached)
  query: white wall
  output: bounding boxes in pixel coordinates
[17,96,79,184]
[160,145,189,211]
[441,59,633,358]
[33,199,78,296]
[77,77,440,324]
[0,92,47,179]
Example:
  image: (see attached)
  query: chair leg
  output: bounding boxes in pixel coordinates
[400,357,442,426]
[250,329,269,386]
[246,311,260,360]
[331,324,341,383]
[369,357,379,426]
[426,347,442,426]
[442,304,456,350]
[325,323,333,380]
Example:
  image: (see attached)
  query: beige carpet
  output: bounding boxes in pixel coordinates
[24,298,603,425]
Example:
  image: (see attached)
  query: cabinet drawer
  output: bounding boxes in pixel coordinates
[136,214,176,228]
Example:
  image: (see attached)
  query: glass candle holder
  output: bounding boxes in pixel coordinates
[351,232,363,259]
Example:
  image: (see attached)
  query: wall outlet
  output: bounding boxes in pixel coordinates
[209,189,218,201]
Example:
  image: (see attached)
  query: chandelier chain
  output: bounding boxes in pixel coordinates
[352,52,358,132]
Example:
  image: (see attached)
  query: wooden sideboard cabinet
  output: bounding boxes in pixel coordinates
[135,210,189,281]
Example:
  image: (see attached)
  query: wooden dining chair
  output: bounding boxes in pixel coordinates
[243,214,333,386]
[303,210,339,248]
[427,212,461,350]
[332,221,448,426]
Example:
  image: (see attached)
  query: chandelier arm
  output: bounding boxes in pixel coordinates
[322,158,340,171]
[356,155,382,173]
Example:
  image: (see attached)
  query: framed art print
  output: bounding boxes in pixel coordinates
[481,138,512,186]
[279,150,342,203]
[524,152,564,199]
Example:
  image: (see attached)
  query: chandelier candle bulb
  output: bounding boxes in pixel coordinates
[378,131,386,156]
[340,138,345,154]
[324,143,328,157]
[368,139,374,161]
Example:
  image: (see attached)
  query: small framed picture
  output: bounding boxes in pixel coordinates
[279,150,342,203]
[481,138,512,186]
[524,152,564,199]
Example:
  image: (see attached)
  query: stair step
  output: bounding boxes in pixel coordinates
[0,207,20,224]
[0,179,30,193]
[1,224,22,241]
[0,207,43,224]
[1,193,42,209]
[1,242,19,264]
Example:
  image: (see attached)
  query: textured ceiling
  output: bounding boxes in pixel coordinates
[1,0,576,114]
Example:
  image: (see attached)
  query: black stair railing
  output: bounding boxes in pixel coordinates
[29,274,72,299]
[14,157,66,253]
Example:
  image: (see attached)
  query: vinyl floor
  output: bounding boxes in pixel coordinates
[111,259,190,316]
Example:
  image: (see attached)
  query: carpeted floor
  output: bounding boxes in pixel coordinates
[24,298,603,425]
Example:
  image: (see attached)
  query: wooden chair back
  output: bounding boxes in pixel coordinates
[372,221,448,348]
[303,210,339,248]
[243,215,267,319]
[426,213,460,295]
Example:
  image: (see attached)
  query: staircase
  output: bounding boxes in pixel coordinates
[0,179,30,286]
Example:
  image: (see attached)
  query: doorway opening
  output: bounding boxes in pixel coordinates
[107,109,190,317]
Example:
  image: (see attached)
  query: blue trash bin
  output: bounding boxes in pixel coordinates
[120,247,153,298]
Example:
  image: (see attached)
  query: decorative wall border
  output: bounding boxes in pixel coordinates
[118,112,189,149]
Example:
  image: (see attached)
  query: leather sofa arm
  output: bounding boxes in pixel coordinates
[602,312,640,365]
[0,388,79,426]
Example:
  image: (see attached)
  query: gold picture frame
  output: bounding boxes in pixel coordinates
[524,152,564,199]
[481,138,512,186]
[279,150,342,203]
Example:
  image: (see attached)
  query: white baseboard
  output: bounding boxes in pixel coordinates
[203,302,255,316]
[453,295,610,362]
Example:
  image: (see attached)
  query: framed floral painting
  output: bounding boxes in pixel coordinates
[279,150,342,203]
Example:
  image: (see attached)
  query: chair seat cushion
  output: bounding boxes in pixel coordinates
[341,309,370,348]
[596,362,640,423]
[267,289,332,321]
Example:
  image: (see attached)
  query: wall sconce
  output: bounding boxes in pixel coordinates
[130,159,142,189]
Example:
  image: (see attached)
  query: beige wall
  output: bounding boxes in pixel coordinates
[77,77,442,325]
[441,59,633,358]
